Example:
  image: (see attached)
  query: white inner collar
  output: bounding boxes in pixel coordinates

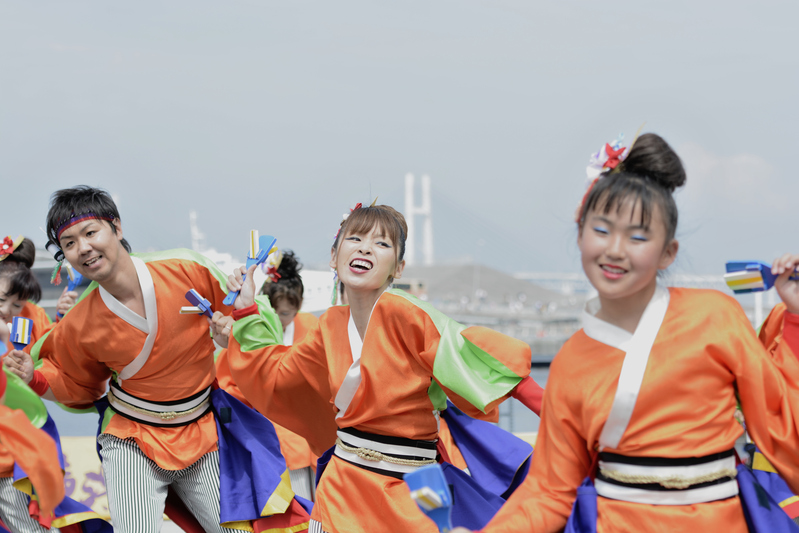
[581,296,634,352]
[98,256,159,383]
[334,291,385,419]
[283,320,295,346]
[99,257,150,333]
[581,286,671,352]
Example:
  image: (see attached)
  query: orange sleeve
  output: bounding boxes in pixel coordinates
[293,313,319,343]
[228,315,338,456]
[0,406,64,517]
[181,260,233,315]
[482,341,591,532]
[36,317,112,409]
[214,348,251,408]
[715,298,799,492]
[759,303,787,354]
[406,307,529,422]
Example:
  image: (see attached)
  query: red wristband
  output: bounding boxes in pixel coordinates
[232,303,258,320]
[29,370,49,396]
[784,312,799,357]
[510,375,544,416]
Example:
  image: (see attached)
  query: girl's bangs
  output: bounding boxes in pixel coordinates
[340,208,403,248]
[587,177,654,230]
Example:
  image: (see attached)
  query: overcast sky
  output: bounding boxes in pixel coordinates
[1,1,796,276]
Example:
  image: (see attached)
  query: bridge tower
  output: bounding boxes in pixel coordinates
[404,173,434,267]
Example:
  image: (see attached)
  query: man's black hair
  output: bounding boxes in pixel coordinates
[46,186,132,253]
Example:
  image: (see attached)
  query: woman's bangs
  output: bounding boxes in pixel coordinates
[341,208,402,247]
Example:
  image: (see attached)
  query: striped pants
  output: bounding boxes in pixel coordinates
[308,519,328,533]
[0,476,60,533]
[98,434,238,533]
[288,466,315,502]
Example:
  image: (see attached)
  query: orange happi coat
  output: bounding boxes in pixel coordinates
[216,311,320,470]
[760,302,788,353]
[34,251,232,470]
[483,288,799,533]
[1,302,53,478]
[228,289,532,533]
[0,405,64,517]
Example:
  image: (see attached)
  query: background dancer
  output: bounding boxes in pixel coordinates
[0,236,111,533]
[0,369,64,532]
[742,254,799,524]
[222,203,544,533]
[0,237,49,350]
[215,249,323,501]
[6,186,311,533]
[455,133,799,533]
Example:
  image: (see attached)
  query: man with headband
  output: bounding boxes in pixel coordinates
[6,186,312,533]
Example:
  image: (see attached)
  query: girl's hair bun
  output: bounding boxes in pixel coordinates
[277,250,302,281]
[623,133,686,193]
[261,249,305,308]
[3,238,36,268]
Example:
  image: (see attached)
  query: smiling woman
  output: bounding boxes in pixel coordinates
[224,202,545,533]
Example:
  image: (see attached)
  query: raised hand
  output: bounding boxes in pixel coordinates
[226,263,258,310]
[56,287,80,318]
[772,253,799,314]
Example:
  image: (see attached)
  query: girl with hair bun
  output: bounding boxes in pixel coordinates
[215,249,321,501]
[1,235,112,531]
[220,203,544,533]
[0,237,49,354]
[455,133,799,533]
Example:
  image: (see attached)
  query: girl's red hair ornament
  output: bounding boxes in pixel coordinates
[0,235,24,261]
[575,128,643,223]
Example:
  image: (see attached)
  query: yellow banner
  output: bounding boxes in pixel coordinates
[61,436,111,520]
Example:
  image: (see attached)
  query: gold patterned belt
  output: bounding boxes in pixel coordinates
[595,449,739,505]
[335,438,437,468]
[107,380,212,427]
[332,428,439,479]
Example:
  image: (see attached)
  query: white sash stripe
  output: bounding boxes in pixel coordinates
[108,397,210,426]
[599,454,736,481]
[111,384,211,413]
[336,430,438,459]
[595,478,739,505]
[598,286,670,451]
[334,445,423,475]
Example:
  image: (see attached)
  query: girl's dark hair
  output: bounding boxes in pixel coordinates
[332,205,408,262]
[260,250,304,309]
[46,186,132,253]
[0,262,42,303]
[0,237,42,303]
[578,133,686,242]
